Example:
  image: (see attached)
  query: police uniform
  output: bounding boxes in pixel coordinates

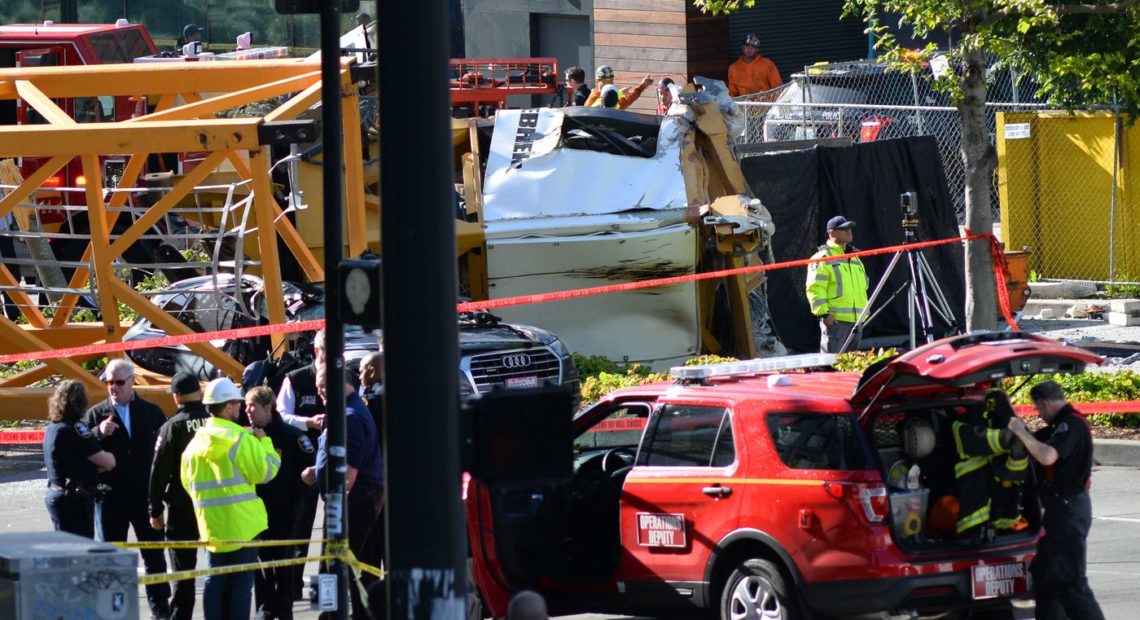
[254,414,315,620]
[43,420,103,537]
[278,362,325,598]
[315,391,384,620]
[83,393,172,616]
[149,399,209,620]
[1030,404,1105,620]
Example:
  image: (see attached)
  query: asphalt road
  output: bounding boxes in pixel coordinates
[1,455,1137,619]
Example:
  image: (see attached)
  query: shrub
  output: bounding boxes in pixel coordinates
[1007,370,1140,427]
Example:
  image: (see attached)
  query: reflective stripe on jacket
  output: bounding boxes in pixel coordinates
[805,242,868,322]
[181,416,280,552]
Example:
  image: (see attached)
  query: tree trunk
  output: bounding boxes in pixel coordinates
[958,46,998,331]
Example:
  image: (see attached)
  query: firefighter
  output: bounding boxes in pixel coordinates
[246,386,314,620]
[148,372,208,620]
[584,65,653,109]
[43,380,116,538]
[182,378,280,620]
[1007,381,1106,620]
[805,216,868,353]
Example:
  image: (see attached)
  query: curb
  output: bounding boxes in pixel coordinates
[1094,439,1140,467]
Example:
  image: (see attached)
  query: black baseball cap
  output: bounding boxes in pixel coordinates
[168,372,201,396]
[826,215,855,231]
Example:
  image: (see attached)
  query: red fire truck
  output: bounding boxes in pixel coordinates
[0,21,158,223]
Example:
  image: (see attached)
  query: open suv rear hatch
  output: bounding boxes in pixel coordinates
[851,332,1102,553]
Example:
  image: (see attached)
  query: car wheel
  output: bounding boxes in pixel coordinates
[721,558,799,620]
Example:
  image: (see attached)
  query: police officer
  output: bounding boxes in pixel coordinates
[83,359,171,619]
[805,215,868,353]
[302,370,383,620]
[276,329,327,598]
[1007,381,1106,620]
[148,372,208,620]
[246,386,314,620]
[44,380,116,537]
[358,351,384,439]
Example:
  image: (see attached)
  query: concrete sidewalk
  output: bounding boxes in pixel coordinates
[1094,439,1140,467]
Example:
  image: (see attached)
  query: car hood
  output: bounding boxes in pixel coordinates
[851,331,1103,416]
[457,321,558,350]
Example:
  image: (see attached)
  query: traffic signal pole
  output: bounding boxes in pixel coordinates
[377,0,466,618]
[318,0,349,617]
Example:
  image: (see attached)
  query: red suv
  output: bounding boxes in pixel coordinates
[466,332,1101,619]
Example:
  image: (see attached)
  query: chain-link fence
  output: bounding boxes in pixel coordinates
[734,60,1134,283]
[996,109,1138,284]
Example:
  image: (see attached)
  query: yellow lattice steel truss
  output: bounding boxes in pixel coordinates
[0,58,369,414]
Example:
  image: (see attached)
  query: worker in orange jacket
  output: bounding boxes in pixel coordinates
[584,65,653,109]
[728,34,782,97]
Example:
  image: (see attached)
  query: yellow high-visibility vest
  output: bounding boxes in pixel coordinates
[181,417,280,552]
[805,241,868,323]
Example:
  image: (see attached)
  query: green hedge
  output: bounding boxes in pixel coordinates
[573,351,1140,428]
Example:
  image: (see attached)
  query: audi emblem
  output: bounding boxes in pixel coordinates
[501,353,532,369]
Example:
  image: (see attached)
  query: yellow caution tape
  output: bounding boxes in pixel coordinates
[125,538,385,586]
[115,538,318,550]
[137,555,334,586]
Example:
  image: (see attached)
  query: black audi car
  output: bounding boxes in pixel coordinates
[123,274,580,399]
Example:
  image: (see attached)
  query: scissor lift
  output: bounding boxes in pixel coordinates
[449,57,560,114]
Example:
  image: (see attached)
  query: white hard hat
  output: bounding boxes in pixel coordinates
[902,417,936,459]
[202,378,243,405]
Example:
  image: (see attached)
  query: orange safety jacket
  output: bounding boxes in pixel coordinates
[728,56,782,97]
[584,81,650,109]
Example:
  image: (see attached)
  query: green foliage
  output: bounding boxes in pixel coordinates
[690,0,756,15]
[833,348,899,372]
[579,366,670,407]
[572,353,651,379]
[1007,370,1140,427]
[1104,274,1140,299]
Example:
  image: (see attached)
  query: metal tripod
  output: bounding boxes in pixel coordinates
[840,225,959,353]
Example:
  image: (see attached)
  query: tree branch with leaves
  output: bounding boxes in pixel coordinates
[694,0,1140,331]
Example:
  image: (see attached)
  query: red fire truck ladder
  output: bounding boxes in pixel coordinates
[450,57,559,113]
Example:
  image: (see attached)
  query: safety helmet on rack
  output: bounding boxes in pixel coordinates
[902,417,936,459]
[595,65,615,80]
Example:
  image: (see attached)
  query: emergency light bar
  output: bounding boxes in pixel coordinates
[669,353,838,381]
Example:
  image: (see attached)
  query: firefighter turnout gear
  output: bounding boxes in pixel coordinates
[181,417,280,552]
[949,393,1030,536]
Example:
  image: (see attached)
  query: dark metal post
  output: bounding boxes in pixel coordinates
[378,0,465,618]
[319,1,349,617]
[60,0,78,23]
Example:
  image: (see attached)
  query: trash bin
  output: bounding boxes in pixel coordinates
[0,530,138,619]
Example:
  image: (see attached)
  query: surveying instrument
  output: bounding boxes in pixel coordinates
[840,192,960,352]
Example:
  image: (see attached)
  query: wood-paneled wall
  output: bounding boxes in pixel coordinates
[593,0,728,113]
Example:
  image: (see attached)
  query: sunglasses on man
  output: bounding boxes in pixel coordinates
[104,378,132,386]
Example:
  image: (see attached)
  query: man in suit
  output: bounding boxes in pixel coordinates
[84,358,172,619]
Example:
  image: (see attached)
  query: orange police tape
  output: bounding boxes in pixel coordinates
[0,232,1012,367]
[113,538,384,585]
